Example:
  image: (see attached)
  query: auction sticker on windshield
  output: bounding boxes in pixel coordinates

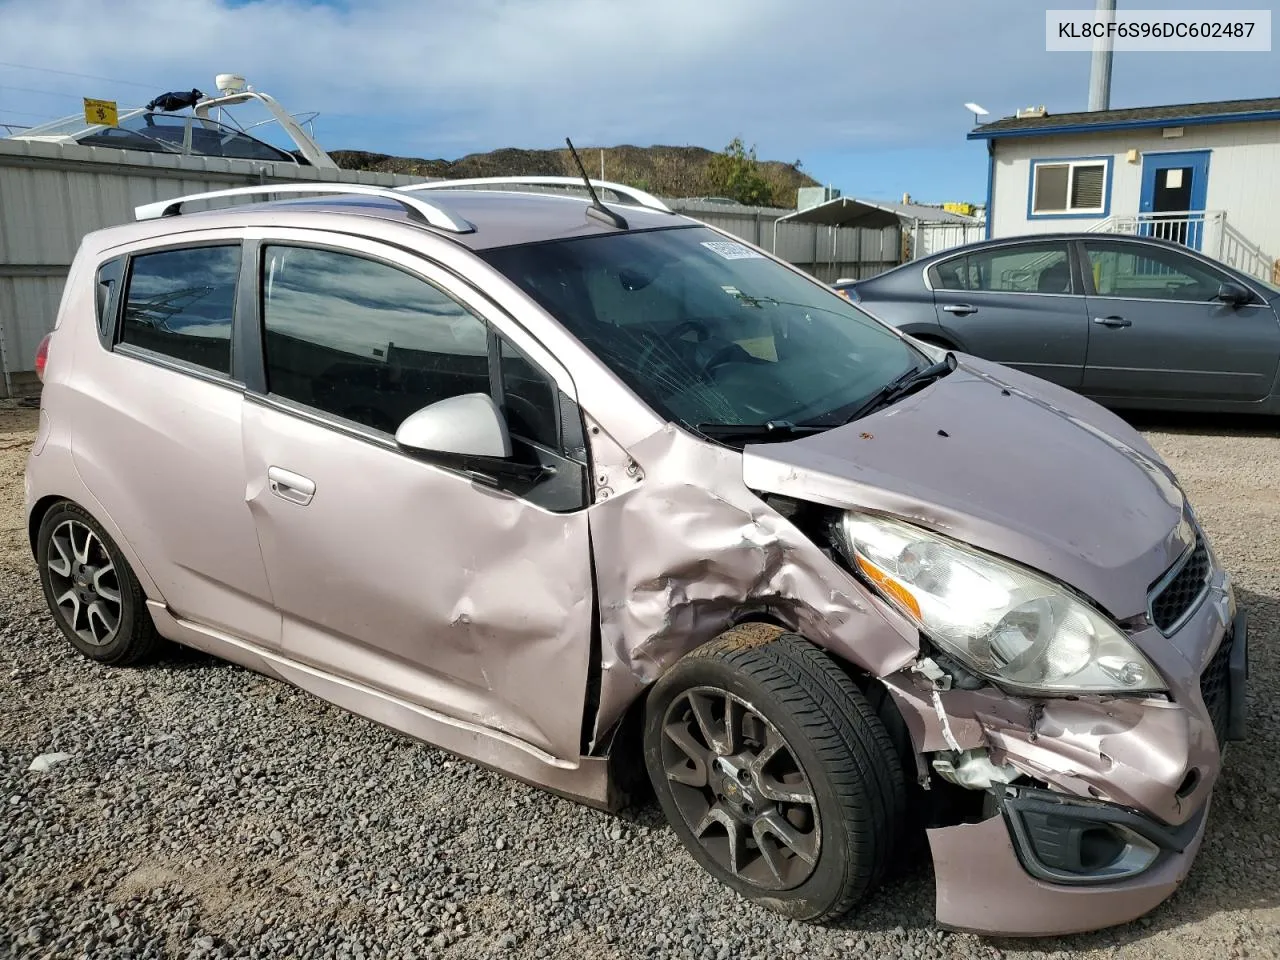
[701,240,763,260]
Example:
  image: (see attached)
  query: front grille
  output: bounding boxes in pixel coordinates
[1148,534,1210,633]
[1200,627,1233,747]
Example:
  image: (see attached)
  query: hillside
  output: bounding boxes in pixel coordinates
[329,144,819,208]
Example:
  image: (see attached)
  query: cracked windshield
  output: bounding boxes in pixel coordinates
[483,226,920,436]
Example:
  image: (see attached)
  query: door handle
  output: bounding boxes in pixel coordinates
[267,466,316,505]
[1093,316,1132,328]
[942,303,977,316]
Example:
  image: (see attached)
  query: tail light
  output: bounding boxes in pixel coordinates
[34,332,52,382]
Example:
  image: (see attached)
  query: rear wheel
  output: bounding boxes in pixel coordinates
[36,501,162,666]
[644,625,904,922]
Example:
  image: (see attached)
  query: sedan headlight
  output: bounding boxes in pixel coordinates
[835,512,1166,695]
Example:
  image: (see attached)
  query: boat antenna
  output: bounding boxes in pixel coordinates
[565,137,627,230]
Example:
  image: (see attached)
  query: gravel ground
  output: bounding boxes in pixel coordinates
[2,398,1279,960]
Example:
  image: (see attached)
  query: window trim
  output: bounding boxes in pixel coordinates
[1075,238,1267,305]
[926,240,1081,297]
[114,239,244,382]
[1026,156,1113,220]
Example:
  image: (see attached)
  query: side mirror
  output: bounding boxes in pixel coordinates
[1216,281,1252,306]
[395,393,512,459]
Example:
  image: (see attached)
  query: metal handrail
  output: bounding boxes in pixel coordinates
[398,176,673,213]
[134,183,476,233]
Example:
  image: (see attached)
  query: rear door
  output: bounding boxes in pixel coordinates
[1078,238,1280,403]
[70,236,279,647]
[929,240,1090,388]
[238,230,597,761]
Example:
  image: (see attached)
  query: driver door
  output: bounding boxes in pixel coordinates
[1077,239,1280,403]
[239,231,595,761]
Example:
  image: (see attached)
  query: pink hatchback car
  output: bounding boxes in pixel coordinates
[25,178,1246,936]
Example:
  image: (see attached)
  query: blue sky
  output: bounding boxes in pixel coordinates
[1,0,1276,204]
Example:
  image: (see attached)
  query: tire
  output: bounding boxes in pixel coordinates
[643,624,904,922]
[35,500,163,666]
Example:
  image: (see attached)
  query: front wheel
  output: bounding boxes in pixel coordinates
[643,625,904,922]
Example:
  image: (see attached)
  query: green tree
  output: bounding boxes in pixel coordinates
[706,137,774,206]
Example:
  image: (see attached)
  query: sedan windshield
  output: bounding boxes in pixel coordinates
[481,226,921,436]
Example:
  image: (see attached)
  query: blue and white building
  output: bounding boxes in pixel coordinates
[970,96,1280,281]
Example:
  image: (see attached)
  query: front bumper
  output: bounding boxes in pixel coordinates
[925,606,1247,936]
[928,792,1211,936]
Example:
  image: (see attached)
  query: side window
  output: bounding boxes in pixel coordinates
[499,339,560,449]
[260,245,490,433]
[964,243,1073,295]
[120,245,239,375]
[95,257,125,340]
[931,256,969,291]
[1083,242,1230,301]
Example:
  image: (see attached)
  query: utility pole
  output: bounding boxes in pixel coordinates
[1088,0,1116,111]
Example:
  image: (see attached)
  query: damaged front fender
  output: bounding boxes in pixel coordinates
[585,422,918,748]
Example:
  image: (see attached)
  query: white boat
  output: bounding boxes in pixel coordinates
[4,73,337,169]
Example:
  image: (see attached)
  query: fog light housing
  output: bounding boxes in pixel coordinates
[999,786,1206,886]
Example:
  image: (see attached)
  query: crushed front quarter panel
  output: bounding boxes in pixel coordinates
[585,422,919,746]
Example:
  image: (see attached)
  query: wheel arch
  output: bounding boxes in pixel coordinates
[27,492,165,604]
[599,612,914,794]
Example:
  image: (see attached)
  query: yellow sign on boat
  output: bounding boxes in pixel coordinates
[83,98,118,127]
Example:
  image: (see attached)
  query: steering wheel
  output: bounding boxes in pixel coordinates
[701,342,771,374]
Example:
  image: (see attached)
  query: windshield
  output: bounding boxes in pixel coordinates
[481,226,921,434]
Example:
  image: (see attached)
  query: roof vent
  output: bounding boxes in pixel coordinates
[1016,105,1049,119]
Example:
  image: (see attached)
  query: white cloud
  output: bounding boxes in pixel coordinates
[1,0,1276,161]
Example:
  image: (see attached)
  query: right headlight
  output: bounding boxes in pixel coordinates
[834,512,1167,695]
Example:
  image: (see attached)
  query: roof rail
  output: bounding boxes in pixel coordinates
[398,176,673,213]
[134,183,476,233]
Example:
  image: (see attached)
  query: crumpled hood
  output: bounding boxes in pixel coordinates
[742,357,1190,620]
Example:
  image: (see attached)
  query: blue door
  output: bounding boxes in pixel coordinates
[1139,150,1211,250]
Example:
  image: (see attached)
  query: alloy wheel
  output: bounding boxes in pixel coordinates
[660,686,821,890]
[45,519,122,647]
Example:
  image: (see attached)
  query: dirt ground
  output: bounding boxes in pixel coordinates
[1,398,1278,959]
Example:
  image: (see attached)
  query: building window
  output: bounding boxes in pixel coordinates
[1029,158,1110,217]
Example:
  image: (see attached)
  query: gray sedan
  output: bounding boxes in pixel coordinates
[838,233,1280,413]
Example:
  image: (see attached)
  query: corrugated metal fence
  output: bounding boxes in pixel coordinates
[907,220,986,260]
[0,143,903,394]
[666,200,902,283]
[0,139,425,395]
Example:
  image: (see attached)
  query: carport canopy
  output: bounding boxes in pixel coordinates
[778,196,978,228]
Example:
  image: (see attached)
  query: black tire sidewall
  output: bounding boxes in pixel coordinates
[644,650,876,920]
[36,502,144,664]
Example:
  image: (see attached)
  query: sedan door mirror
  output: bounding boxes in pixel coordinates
[395,393,512,459]
[1215,281,1253,306]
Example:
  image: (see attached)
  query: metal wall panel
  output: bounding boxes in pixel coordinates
[0,140,424,394]
[0,273,67,392]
